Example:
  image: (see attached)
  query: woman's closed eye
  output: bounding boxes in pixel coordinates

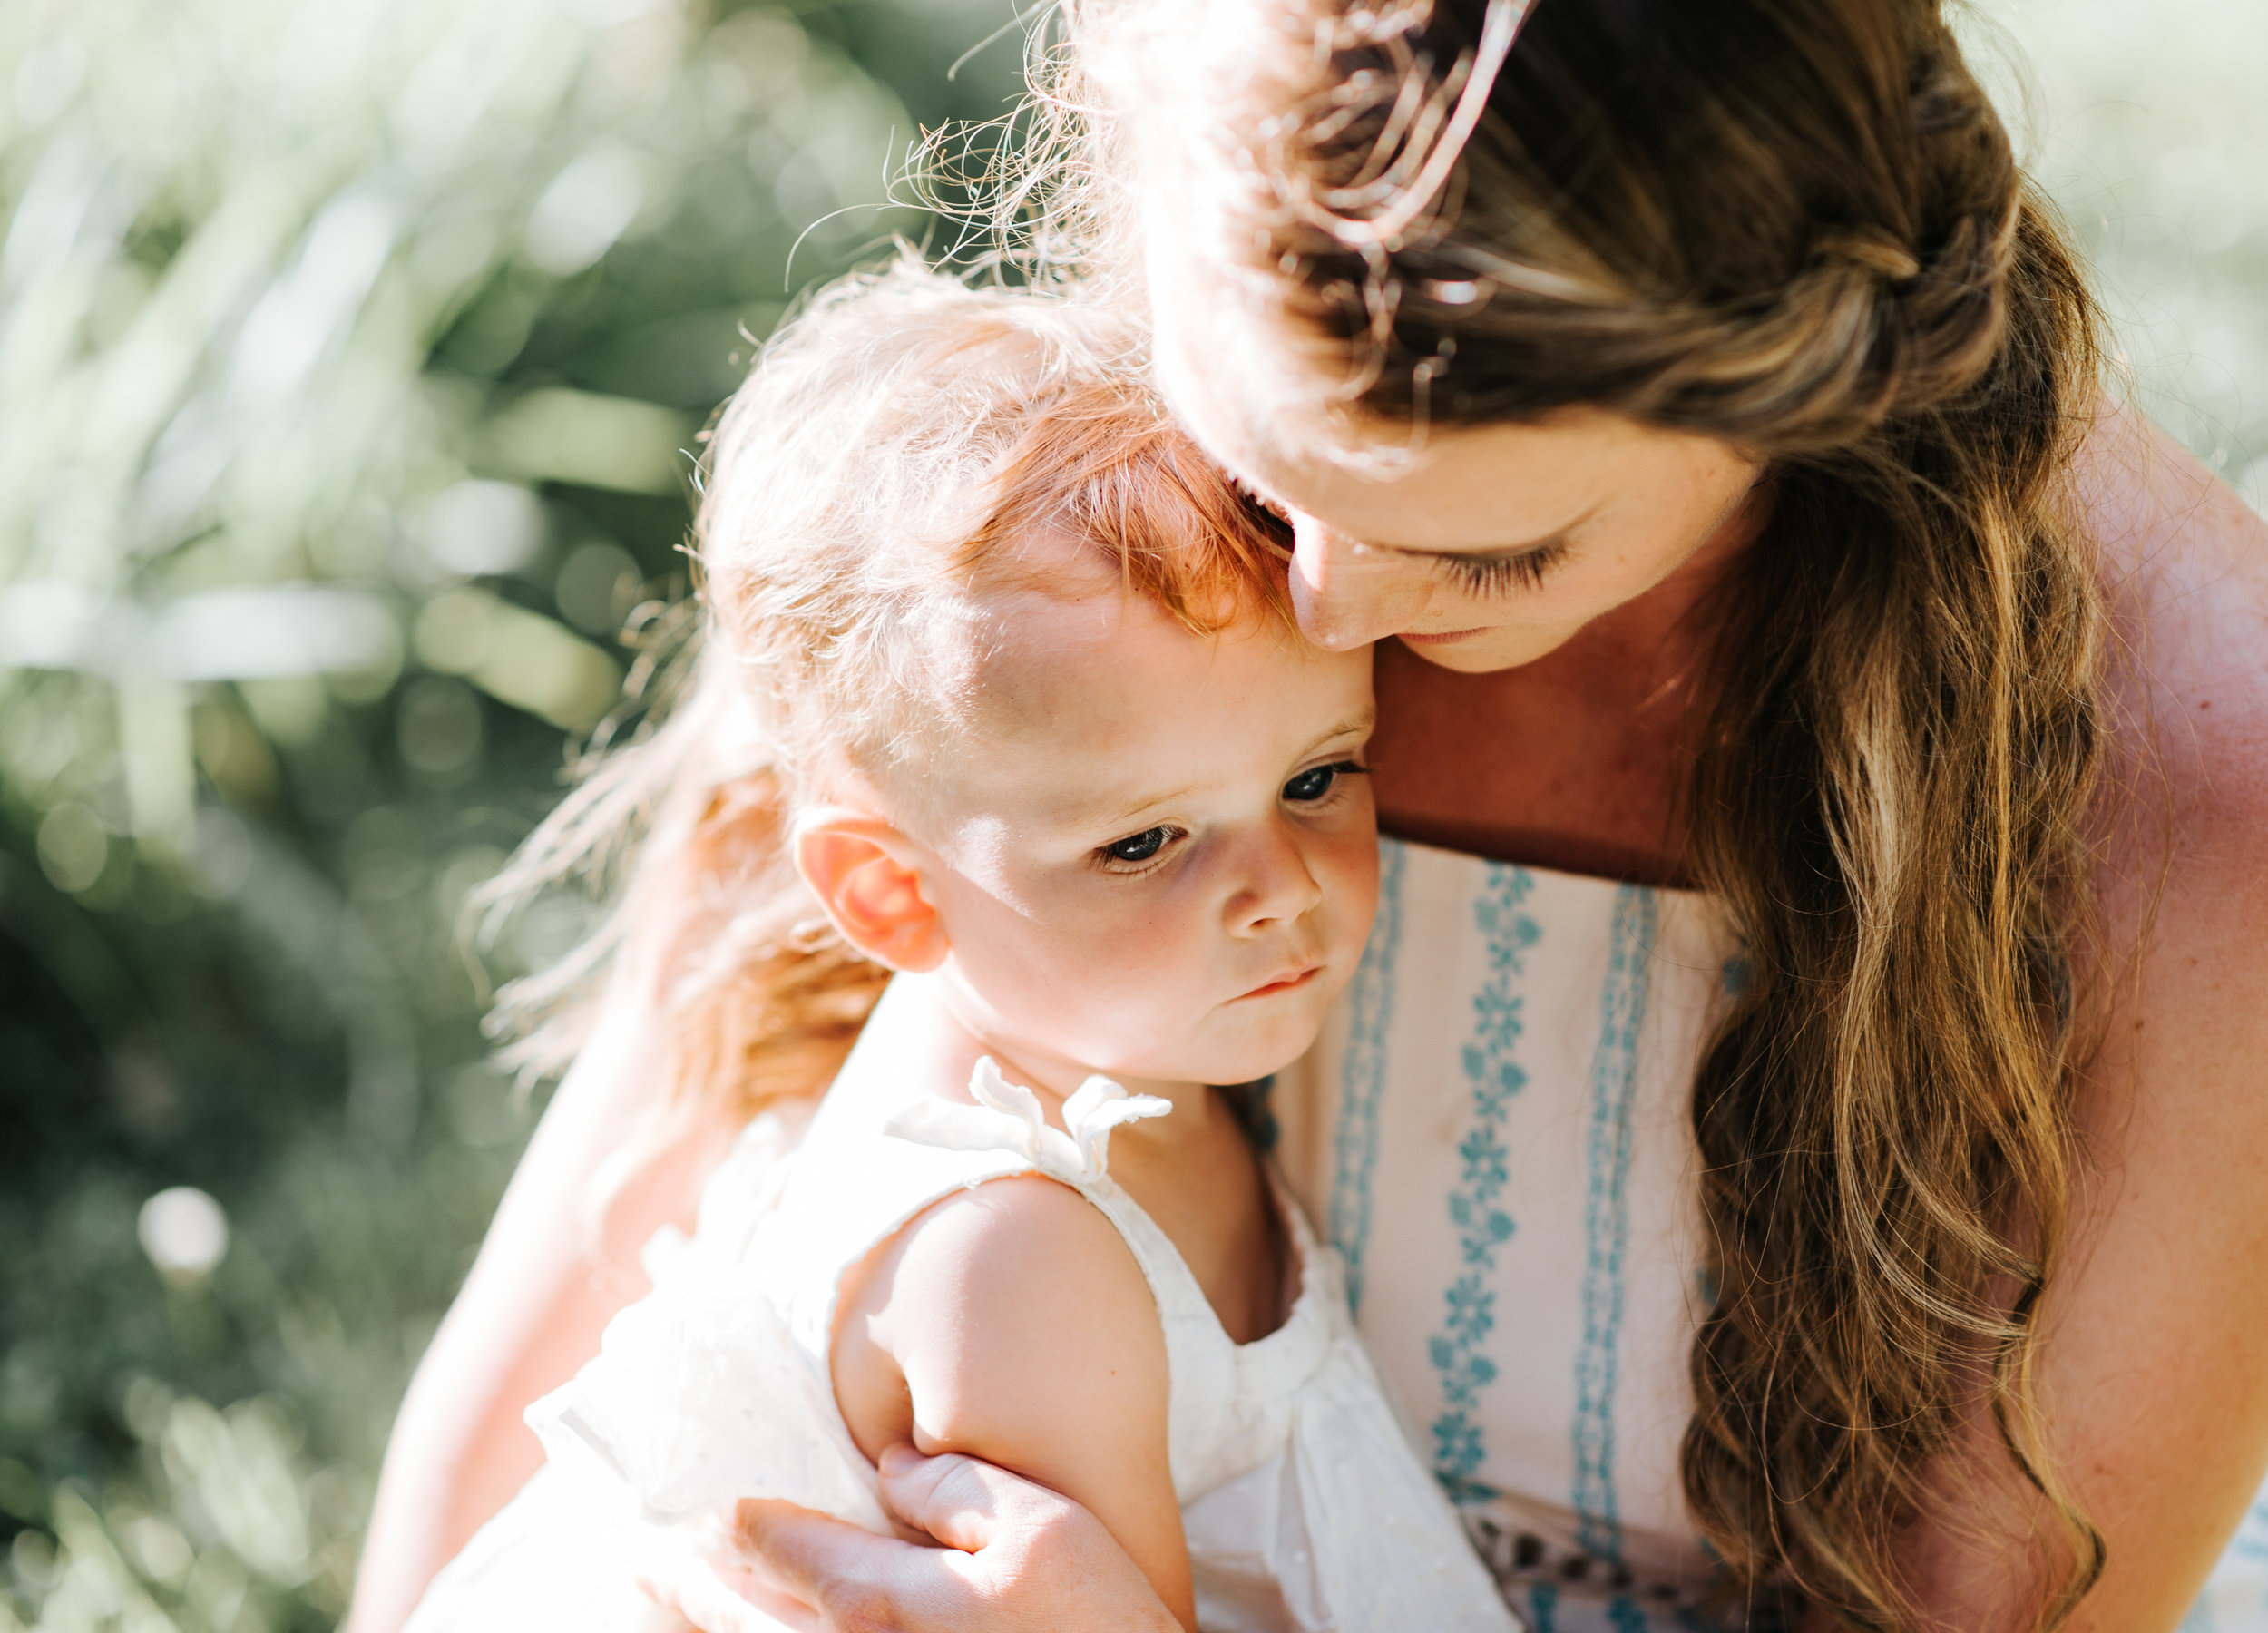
[1432,542,1568,597]
[1282,760,1371,805]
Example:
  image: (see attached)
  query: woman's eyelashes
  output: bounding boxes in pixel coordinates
[1230,476,1294,523]
[1433,541,1568,596]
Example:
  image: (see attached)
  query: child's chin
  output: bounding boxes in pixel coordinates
[1195,1021,1332,1089]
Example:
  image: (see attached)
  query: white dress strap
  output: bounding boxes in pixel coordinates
[881,1057,1173,1184]
[885,1060,1243,1505]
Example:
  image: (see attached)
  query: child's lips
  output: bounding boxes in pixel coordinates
[1236,965,1322,1001]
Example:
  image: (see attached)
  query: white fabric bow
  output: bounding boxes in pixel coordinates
[882,1057,1172,1187]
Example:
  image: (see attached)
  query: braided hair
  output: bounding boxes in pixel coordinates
[1050,0,2109,1623]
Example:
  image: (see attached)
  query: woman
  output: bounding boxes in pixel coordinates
[351,0,2268,1628]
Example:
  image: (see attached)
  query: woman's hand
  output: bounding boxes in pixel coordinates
[641,1445,1182,1633]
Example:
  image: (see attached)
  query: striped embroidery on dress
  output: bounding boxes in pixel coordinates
[1430,861,1539,1504]
[1329,837,1407,1315]
[1571,884,1657,1566]
[1526,1582,1558,1632]
[1608,1594,1650,1632]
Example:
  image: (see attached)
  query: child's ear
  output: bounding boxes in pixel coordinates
[793,811,950,973]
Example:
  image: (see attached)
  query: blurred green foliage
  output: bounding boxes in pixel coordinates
[2,0,2264,1630]
[0,0,1015,1625]
[1968,0,2268,495]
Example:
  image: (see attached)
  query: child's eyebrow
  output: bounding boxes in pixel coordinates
[1061,713,1377,835]
[1305,710,1380,751]
[1077,786,1198,833]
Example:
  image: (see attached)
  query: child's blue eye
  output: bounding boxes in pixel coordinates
[1283,760,1369,803]
[1105,826,1170,863]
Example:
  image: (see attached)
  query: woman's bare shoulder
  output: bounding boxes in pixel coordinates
[1997,404,2268,1629]
[2077,402,2268,849]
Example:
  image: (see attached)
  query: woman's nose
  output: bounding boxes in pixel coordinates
[1227,825,1326,934]
[1289,515,1433,650]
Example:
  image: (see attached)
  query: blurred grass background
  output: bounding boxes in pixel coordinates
[0,2,2261,1628]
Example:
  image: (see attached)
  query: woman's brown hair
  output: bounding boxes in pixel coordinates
[1039,0,2108,1623]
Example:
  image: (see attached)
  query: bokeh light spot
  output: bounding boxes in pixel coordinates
[417,480,547,579]
[35,802,108,893]
[554,540,641,635]
[137,1187,230,1284]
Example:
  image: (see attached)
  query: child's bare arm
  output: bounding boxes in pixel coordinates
[833,1176,1196,1632]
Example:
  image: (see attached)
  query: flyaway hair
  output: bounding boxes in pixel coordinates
[480,261,1290,1143]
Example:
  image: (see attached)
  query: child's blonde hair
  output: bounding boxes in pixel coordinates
[484,259,1291,1131]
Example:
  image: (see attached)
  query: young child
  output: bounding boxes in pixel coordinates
[405,262,1520,1633]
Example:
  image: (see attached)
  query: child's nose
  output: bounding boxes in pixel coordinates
[1226,825,1325,934]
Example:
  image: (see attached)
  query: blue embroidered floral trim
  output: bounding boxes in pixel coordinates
[1571,885,1657,1566]
[1430,861,1539,1504]
[1608,1594,1650,1632]
[1527,1582,1558,1632]
[1330,838,1407,1316]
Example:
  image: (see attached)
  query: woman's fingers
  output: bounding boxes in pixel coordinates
[640,1554,811,1633]
[728,1498,968,1629]
[719,1458,1180,1633]
[877,1447,1182,1631]
[635,1517,817,1633]
[875,1445,1072,1556]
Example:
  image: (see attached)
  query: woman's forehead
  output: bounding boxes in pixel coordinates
[1160,349,1638,550]
[1148,269,1754,552]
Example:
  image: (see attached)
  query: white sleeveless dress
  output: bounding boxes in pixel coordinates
[406,1053,1521,1633]
[1270,834,2268,1633]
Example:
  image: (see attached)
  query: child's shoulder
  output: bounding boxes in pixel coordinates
[796,1042,1178,1475]
[832,1170,1172,1479]
[840,1172,1167,1411]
